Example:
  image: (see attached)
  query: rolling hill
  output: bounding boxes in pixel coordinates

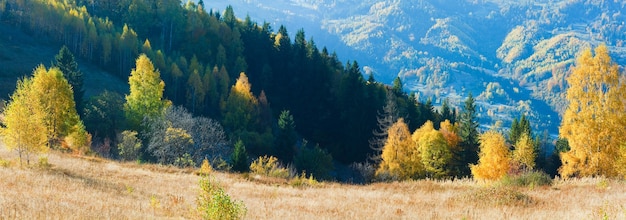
[206,0,626,135]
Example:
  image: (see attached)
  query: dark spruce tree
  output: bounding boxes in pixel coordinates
[53,45,84,114]
[457,93,479,177]
[231,139,249,172]
[275,110,297,163]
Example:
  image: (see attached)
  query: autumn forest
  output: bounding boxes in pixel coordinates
[0,0,625,219]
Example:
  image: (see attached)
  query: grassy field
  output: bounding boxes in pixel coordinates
[0,146,625,219]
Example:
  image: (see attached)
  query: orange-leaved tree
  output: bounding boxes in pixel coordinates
[559,45,626,178]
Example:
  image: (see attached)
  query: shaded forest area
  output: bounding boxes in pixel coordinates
[0,0,454,168]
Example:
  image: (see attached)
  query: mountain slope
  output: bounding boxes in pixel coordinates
[0,23,127,100]
[209,0,626,135]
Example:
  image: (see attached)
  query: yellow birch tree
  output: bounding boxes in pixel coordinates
[471,130,510,181]
[414,121,452,178]
[30,65,81,149]
[376,118,422,180]
[1,78,48,165]
[559,45,626,178]
[512,133,536,171]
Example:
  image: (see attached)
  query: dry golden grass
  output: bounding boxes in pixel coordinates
[0,145,625,219]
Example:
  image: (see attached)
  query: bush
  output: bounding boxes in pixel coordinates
[117,130,142,161]
[500,171,553,187]
[174,153,196,168]
[36,156,51,170]
[197,175,246,220]
[250,155,291,179]
[197,158,213,176]
[289,171,320,188]
[350,162,376,184]
[462,187,534,207]
[294,144,334,180]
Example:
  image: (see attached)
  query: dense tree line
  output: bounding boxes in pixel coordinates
[0,0,450,166]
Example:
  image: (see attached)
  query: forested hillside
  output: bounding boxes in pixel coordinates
[209,0,626,135]
[0,0,625,200]
[0,0,461,174]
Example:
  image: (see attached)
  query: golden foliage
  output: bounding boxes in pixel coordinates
[1,78,48,165]
[198,158,213,176]
[30,65,79,144]
[471,131,510,181]
[559,45,626,178]
[512,133,536,171]
[124,54,168,128]
[376,118,422,180]
[250,155,290,179]
[414,121,452,178]
[223,72,259,131]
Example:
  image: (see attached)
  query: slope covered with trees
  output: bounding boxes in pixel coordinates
[0,0,453,173]
[1,0,624,183]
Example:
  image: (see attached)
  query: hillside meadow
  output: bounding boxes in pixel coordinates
[0,146,624,219]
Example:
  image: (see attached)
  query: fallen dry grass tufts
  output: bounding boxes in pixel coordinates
[460,186,535,207]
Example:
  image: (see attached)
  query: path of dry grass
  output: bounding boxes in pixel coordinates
[0,146,625,219]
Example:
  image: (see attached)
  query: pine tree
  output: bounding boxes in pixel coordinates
[457,93,479,176]
[559,45,626,178]
[275,110,296,163]
[470,130,510,181]
[53,46,84,114]
[1,78,48,165]
[124,54,169,130]
[231,140,249,172]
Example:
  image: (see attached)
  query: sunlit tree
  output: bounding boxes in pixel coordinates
[512,133,536,171]
[471,130,510,181]
[376,118,422,180]
[559,45,626,178]
[1,78,47,165]
[124,54,169,129]
[414,121,452,178]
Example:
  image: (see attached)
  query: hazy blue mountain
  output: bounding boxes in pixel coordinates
[206,0,626,135]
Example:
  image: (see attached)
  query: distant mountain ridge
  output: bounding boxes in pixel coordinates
[207,0,626,135]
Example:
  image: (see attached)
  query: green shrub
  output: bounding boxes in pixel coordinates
[250,155,291,179]
[38,157,51,169]
[197,175,246,220]
[294,144,333,180]
[501,171,552,187]
[117,130,142,161]
[174,153,195,168]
